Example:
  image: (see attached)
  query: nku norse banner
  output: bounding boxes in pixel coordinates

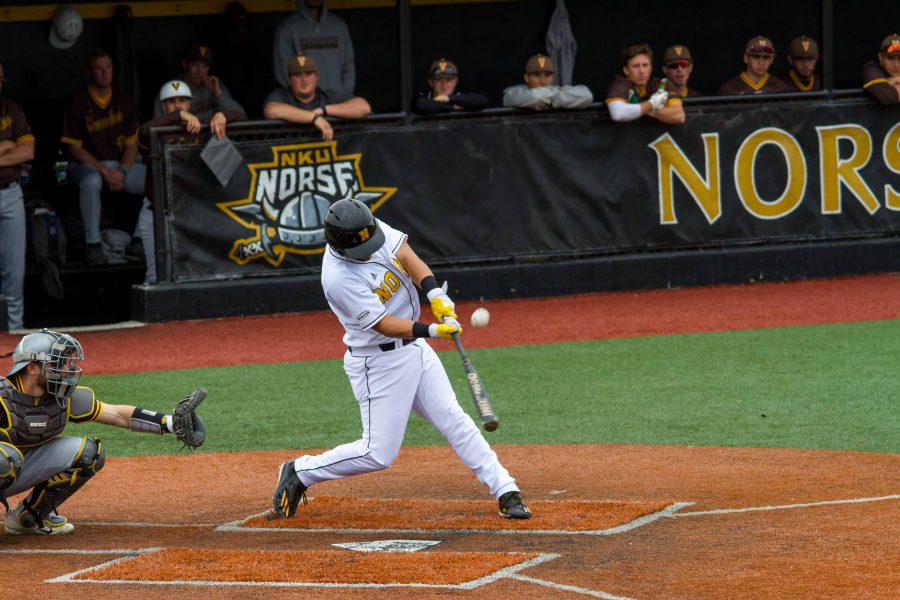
[164,98,900,282]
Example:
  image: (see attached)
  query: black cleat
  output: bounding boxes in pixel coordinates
[498,491,532,519]
[272,460,307,519]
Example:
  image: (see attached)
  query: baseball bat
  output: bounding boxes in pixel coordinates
[451,331,499,432]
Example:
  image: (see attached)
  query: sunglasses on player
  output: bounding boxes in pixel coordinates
[666,60,691,69]
[882,42,900,54]
[747,45,774,56]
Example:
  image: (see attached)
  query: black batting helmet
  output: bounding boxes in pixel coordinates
[324,199,385,259]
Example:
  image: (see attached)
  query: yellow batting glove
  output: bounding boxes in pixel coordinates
[431,319,462,340]
[427,288,457,321]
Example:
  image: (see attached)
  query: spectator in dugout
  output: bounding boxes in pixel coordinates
[718,36,790,95]
[273,0,355,96]
[411,58,488,114]
[264,53,370,142]
[604,44,685,124]
[61,49,143,266]
[660,44,701,98]
[152,43,247,119]
[780,36,820,92]
[862,33,900,105]
[502,53,593,110]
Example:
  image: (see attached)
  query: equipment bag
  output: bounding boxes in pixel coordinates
[26,198,67,299]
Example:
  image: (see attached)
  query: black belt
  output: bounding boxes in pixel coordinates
[0,180,18,190]
[379,339,414,352]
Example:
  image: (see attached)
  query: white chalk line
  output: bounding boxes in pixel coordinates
[672,493,900,517]
[217,502,694,536]
[44,551,560,589]
[44,547,161,583]
[509,574,634,600]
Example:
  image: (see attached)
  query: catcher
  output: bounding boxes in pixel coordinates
[0,329,206,535]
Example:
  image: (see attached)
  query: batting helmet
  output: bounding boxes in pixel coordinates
[49,6,83,50]
[159,80,192,101]
[324,199,385,259]
[8,329,84,407]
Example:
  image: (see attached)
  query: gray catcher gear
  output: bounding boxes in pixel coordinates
[8,329,84,408]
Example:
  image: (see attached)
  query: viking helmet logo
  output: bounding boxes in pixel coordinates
[802,40,810,52]
[675,46,683,56]
[537,56,546,68]
[439,61,447,71]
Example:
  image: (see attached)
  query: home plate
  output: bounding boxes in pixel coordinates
[332,539,442,552]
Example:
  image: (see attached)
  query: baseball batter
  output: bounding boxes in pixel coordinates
[273,199,531,520]
[0,329,206,535]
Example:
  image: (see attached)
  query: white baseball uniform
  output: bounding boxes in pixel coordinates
[290,220,519,499]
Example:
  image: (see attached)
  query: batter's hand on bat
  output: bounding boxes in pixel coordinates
[427,288,456,322]
[432,319,462,340]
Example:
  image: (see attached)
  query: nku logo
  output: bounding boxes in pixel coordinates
[218,141,396,266]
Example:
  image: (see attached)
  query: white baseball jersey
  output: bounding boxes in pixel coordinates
[292,217,520,501]
[322,220,420,349]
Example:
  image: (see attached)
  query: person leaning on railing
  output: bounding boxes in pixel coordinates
[502,53,593,111]
[717,36,790,95]
[411,58,488,115]
[263,52,370,142]
[604,43,684,124]
[862,33,900,105]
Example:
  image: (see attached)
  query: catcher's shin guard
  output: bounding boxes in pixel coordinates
[0,443,25,511]
[21,437,105,526]
[273,460,307,518]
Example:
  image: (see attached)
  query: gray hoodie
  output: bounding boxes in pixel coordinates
[273,0,356,94]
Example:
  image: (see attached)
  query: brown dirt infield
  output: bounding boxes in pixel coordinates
[243,497,673,531]
[1,275,899,599]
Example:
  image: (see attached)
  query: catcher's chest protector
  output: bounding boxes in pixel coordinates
[0,380,68,447]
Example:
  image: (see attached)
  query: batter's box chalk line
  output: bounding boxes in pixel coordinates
[671,493,900,517]
[218,501,696,536]
[41,548,562,590]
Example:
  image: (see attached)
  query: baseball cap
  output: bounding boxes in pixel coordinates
[288,53,317,75]
[745,36,775,56]
[662,45,693,66]
[428,59,458,79]
[49,5,83,50]
[789,36,819,58]
[525,53,555,74]
[159,80,192,101]
[184,43,213,65]
[881,34,900,54]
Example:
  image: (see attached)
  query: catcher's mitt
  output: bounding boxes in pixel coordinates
[171,387,207,450]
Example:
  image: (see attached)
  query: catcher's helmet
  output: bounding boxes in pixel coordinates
[159,79,192,101]
[324,199,385,259]
[8,329,84,407]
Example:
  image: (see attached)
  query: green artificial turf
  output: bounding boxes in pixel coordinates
[68,320,900,457]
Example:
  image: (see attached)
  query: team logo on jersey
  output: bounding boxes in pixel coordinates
[218,141,397,266]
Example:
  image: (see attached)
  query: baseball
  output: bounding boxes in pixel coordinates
[470,307,490,328]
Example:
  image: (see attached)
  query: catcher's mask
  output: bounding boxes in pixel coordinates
[324,198,385,259]
[8,329,84,408]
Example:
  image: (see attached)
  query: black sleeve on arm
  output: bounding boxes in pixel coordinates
[450,92,489,111]
[411,96,453,114]
[419,275,438,291]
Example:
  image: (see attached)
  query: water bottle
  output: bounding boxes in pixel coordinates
[19,162,31,186]
[54,148,68,186]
